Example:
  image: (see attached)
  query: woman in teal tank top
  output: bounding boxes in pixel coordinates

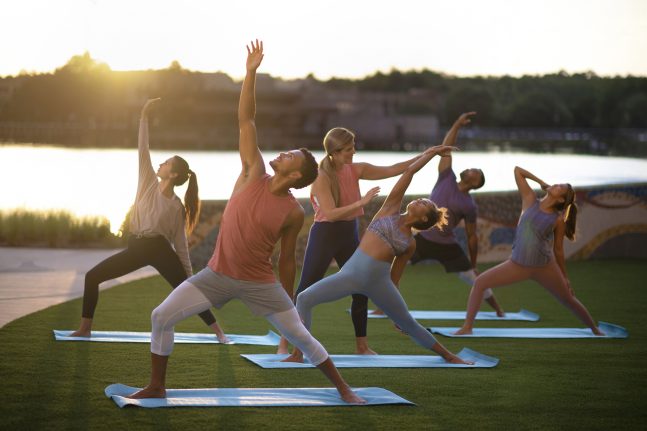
[455,166,603,336]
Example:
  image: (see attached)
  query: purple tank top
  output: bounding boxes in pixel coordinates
[511,200,558,267]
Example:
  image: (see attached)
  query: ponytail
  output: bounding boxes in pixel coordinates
[321,127,355,206]
[171,156,201,235]
[564,202,577,241]
[555,183,577,241]
[319,155,340,206]
[184,169,201,235]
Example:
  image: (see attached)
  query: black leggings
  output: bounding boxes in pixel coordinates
[295,220,368,337]
[81,235,217,326]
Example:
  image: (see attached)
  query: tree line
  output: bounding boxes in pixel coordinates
[0,53,645,150]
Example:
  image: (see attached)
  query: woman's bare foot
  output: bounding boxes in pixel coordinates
[355,337,378,355]
[128,385,166,399]
[70,318,92,337]
[276,336,289,354]
[369,309,385,316]
[453,327,473,336]
[496,310,505,318]
[592,327,605,336]
[444,354,474,365]
[339,387,367,405]
[70,329,91,337]
[281,349,304,363]
[356,346,378,355]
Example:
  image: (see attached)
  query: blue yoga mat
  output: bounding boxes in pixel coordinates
[429,321,628,338]
[53,330,280,346]
[104,383,414,408]
[364,309,539,321]
[241,348,498,369]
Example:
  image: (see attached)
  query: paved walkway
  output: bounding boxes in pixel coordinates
[0,247,157,328]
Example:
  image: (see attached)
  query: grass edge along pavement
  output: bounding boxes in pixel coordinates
[0,260,646,430]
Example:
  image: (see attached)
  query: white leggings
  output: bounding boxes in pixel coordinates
[150,281,328,365]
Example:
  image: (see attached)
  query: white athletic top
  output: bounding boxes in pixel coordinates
[128,119,192,276]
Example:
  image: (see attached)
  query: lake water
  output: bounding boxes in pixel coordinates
[3,144,647,233]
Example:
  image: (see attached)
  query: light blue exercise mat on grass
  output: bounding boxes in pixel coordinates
[104,384,414,408]
[428,321,628,338]
[53,330,280,345]
[363,309,539,321]
[241,348,498,369]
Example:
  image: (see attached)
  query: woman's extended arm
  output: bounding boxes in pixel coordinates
[137,98,161,195]
[375,145,456,218]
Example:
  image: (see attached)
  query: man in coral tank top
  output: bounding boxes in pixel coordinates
[129,40,365,404]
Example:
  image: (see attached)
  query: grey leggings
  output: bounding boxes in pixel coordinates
[296,249,438,350]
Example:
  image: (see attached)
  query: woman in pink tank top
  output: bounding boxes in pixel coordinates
[288,127,432,356]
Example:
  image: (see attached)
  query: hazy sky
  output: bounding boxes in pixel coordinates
[2,0,646,79]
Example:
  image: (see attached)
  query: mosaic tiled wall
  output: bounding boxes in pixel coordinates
[189,182,647,270]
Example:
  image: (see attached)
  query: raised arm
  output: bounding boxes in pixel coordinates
[354,154,423,181]
[438,112,476,173]
[277,206,305,299]
[311,172,380,222]
[234,40,265,192]
[514,166,549,210]
[136,98,161,195]
[376,145,456,218]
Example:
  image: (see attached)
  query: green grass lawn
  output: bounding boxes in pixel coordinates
[1,260,646,430]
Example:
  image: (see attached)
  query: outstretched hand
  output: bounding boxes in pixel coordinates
[141,98,161,118]
[360,186,380,205]
[426,145,459,157]
[246,39,264,72]
[455,111,477,127]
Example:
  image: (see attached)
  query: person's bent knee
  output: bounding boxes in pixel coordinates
[151,305,171,331]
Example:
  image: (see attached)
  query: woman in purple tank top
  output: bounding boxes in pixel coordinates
[454,166,603,335]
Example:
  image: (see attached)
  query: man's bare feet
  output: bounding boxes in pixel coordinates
[339,387,367,404]
[369,309,385,316]
[128,385,166,399]
[276,336,289,354]
[453,327,473,336]
[281,351,304,363]
[215,331,231,344]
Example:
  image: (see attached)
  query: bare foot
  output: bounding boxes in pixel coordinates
[369,309,385,316]
[276,336,289,354]
[216,333,231,344]
[496,310,505,318]
[453,327,473,336]
[445,354,474,365]
[356,346,378,355]
[70,329,90,337]
[281,352,304,363]
[128,385,166,399]
[355,336,378,355]
[340,388,367,405]
[592,327,605,336]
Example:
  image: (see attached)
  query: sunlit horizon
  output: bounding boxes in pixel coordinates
[2,0,646,80]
